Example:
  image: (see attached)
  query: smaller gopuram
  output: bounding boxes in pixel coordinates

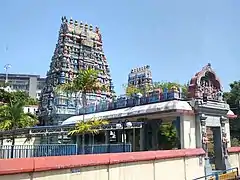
[187,63,233,174]
[128,65,153,89]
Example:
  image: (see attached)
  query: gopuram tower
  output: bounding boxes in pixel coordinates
[38,17,114,127]
[128,65,153,89]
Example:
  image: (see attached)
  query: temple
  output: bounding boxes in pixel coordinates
[60,64,236,173]
[128,65,153,89]
[38,17,114,129]
[188,63,223,101]
[29,16,236,173]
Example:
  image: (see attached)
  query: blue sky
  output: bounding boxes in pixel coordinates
[0,0,239,94]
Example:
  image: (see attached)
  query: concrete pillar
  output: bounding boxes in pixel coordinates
[105,131,110,153]
[105,131,110,144]
[140,127,145,151]
[180,114,196,149]
[180,116,185,149]
[132,128,136,151]
[225,119,231,147]
[76,135,81,154]
[151,122,158,150]
[195,115,202,148]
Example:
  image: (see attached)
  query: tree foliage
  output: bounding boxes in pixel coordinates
[68,118,109,136]
[57,69,107,154]
[123,84,143,97]
[0,87,39,133]
[153,81,188,97]
[0,89,38,105]
[0,98,38,158]
[223,81,240,107]
[57,69,107,94]
[223,81,240,140]
[123,81,189,98]
[0,101,38,131]
[57,69,108,107]
[158,123,179,150]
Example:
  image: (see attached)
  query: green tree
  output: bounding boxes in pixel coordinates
[0,100,38,158]
[122,84,143,97]
[153,81,188,97]
[11,91,39,105]
[0,81,10,88]
[223,81,240,140]
[158,123,179,150]
[123,81,188,98]
[57,69,107,154]
[0,89,38,106]
[0,89,12,103]
[69,118,109,153]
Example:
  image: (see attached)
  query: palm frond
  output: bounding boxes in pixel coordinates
[68,118,109,136]
[56,82,77,93]
[0,120,12,130]
[68,120,92,135]
[0,100,38,131]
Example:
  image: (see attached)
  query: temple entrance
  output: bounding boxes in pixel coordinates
[207,127,225,171]
[186,63,235,175]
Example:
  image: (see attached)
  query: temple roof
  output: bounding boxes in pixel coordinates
[189,63,222,89]
[188,63,223,100]
[62,100,193,125]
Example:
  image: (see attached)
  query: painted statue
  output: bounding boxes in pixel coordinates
[188,64,223,101]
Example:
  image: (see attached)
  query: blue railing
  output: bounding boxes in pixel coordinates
[78,91,184,115]
[49,89,186,115]
[0,143,131,159]
[193,167,239,180]
[78,144,132,154]
[0,144,77,159]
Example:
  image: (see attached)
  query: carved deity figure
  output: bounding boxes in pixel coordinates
[188,64,223,101]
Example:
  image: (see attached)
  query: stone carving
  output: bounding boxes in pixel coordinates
[188,63,223,101]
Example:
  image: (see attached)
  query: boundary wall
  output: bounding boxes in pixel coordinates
[0,148,205,180]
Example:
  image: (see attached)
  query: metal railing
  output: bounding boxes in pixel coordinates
[0,143,132,159]
[193,167,239,180]
[78,143,132,154]
[0,123,143,139]
[0,144,77,159]
[78,91,185,115]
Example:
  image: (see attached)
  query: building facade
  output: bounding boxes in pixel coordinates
[0,73,45,99]
[38,16,114,128]
[128,65,153,90]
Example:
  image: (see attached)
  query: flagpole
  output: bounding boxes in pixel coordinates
[4,45,11,84]
[4,64,11,83]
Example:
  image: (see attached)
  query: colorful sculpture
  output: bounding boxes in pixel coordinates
[188,63,223,101]
[38,17,114,126]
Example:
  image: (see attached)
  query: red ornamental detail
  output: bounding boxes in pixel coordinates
[188,63,223,101]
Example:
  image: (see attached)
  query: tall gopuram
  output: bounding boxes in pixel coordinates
[38,16,114,128]
[128,65,153,90]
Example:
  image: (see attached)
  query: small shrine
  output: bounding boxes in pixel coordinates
[186,63,233,174]
[188,63,223,102]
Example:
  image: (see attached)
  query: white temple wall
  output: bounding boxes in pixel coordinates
[225,119,231,147]
[180,114,196,149]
